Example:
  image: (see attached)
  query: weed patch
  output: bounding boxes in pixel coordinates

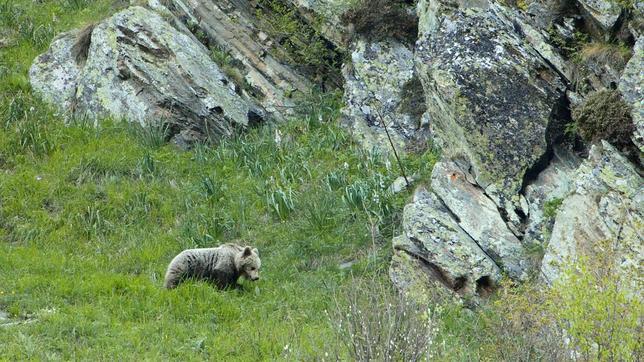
[342,0,419,44]
[572,89,636,157]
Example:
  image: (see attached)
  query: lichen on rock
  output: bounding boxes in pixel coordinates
[415,0,568,221]
[30,6,265,146]
[391,187,502,302]
[618,36,644,155]
[541,141,643,296]
[342,39,429,153]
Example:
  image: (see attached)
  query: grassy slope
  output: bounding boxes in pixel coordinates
[0,1,441,359]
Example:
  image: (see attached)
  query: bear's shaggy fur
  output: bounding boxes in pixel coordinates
[163,243,261,289]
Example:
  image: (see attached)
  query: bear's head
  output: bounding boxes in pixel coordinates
[236,246,261,281]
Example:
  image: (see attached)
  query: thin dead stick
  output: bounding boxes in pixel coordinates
[370,98,410,187]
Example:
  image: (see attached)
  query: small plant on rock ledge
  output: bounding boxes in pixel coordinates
[571,89,636,157]
[342,0,419,44]
[543,197,563,219]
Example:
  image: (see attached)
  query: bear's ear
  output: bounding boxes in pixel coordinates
[252,248,259,256]
[243,246,252,257]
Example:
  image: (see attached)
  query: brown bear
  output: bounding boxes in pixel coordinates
[163,243,261,289]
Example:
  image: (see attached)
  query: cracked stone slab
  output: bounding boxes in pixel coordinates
[431,161,531,280]
[391,187,502,300]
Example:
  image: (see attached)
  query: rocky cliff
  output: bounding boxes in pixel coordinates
[30,0,642,302]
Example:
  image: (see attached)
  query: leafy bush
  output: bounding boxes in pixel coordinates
[549,238,642,361]
[127,121,169,149]
[342,0,418,43]
[476,238,643,361]
[572,89,636,154]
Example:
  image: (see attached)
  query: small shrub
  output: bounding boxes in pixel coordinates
[137,152,157,179]
[342,0,418,43]
[325,170,347,191]
[201,175,225,202]
[328,276,438,361]
[549,238,643,361]
[304,193,337,232]
[479,280,569,361]
[572,89,635,153]
[478,238,643,361]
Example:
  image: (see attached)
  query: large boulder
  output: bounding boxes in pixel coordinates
[541,141,643,294]
[391,188,502,301]
[342,39,428,153]
[430,161,531,279]
[415,0,568,220]
[29,30,84,113]
[30,6,263,146]
[619,36,643,154]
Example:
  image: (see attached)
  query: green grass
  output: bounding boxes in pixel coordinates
[0,103,439,358]
[0,2,442,358]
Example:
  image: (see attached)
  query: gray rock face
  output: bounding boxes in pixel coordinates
[286,0,351,46]
[576,0,622,36]
[415,0,567,216]
[619,36,644,154]
[541,142,643,295]
[522,147,581,246]
[342,39,428,153]
[29,31,82,114]
[30,6,262,145]
[163,0,314,120]
[431,161,531,280]
[392,188,502,300]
